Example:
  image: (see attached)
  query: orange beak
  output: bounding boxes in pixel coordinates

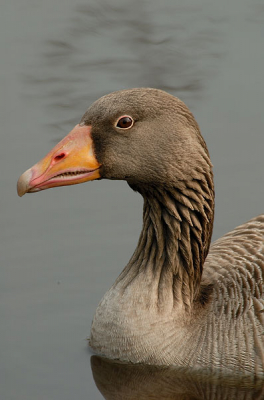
[17,124,101,197]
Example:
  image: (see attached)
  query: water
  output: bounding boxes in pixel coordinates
[2,0,264,398]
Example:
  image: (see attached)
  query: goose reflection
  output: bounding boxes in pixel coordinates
[91,355,264,400]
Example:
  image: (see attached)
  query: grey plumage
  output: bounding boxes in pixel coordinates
[86,89,264,376]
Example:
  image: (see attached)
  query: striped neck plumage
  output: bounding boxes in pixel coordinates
[116,174,214,311]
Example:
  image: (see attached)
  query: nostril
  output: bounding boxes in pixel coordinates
[54,153,66,162]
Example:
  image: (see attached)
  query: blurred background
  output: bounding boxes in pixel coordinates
[1,0,264,398]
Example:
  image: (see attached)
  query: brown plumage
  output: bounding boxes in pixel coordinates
[17,88,264,377]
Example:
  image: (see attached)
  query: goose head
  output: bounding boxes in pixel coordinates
[17,88,211,195]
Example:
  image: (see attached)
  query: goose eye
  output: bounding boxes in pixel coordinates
[116,116,134,129]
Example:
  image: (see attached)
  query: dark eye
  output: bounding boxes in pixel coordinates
[116,116,134,129]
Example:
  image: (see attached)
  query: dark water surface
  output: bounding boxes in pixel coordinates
[2,0,264,398]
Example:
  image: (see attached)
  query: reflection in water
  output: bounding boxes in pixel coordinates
[24,0,224,134]
[91,356,264,400]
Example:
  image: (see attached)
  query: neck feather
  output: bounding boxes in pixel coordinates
[116,158,214,311]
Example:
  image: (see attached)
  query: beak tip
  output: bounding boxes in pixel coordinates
[17,168,33,197]
[17,187,25,197]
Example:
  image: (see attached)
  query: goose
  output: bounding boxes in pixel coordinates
[17,88,264,376]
